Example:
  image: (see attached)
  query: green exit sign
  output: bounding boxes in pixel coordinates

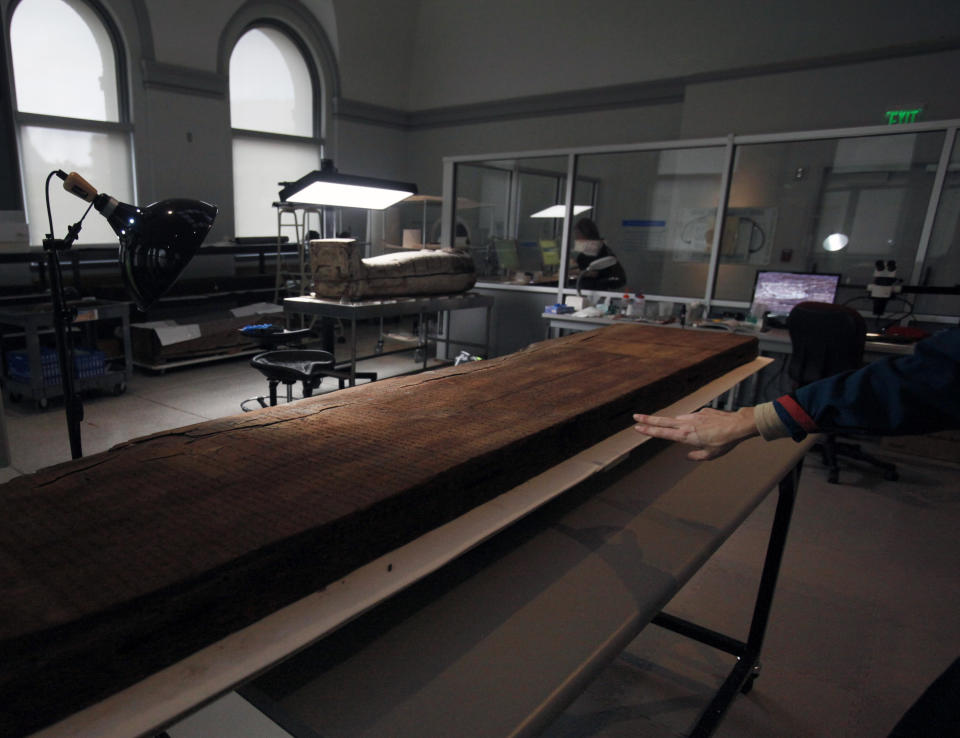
[885,107,924,125]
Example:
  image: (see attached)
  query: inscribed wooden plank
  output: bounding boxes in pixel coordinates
[0,325,756,735]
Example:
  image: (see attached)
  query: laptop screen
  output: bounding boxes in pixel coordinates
[751,271,841,316]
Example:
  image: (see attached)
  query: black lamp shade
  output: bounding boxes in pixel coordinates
[99,198,218,311]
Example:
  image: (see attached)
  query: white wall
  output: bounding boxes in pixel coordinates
[680,50,960,138]
[144,0,339,70]
[393,1,960,197]
[404,0,960,110]
[405,104,683,196]
[332,0,417,110]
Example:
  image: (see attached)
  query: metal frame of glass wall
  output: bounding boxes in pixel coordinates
[442,118,960,324]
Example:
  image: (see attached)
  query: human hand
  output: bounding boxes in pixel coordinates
[632,407,759,461]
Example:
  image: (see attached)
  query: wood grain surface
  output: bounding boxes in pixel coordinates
[0,324,756,735]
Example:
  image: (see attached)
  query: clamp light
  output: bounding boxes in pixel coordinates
[47,170,218,459]
[60,171,218,311]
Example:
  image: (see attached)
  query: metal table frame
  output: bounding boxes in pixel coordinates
[236,435,808,738]
[653,460,801,736]
[284,292,494,386]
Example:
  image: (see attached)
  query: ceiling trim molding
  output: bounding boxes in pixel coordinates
[141,60,227,97]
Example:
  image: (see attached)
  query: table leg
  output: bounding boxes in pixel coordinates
[652,459,802,738]
[121,312,133,383]
[24,319,44,402]
[485,305,492,359]
[692,462,800,736]
[349,317,358,387]
[419,313,428,369]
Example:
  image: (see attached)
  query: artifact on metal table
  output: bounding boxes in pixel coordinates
[310,238,476,300]
[0,325,756,735]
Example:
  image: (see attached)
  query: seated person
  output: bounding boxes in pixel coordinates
[570,217,627,291]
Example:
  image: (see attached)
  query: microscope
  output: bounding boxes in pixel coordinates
[866,260,901,316]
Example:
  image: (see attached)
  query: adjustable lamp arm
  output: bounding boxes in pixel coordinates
[42,170,217,459]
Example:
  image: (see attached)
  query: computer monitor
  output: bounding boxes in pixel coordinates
[539,239,560,268]
[493,238,520,272]
[751,271,841,316]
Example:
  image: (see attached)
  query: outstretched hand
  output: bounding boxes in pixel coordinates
[632,407,759,460]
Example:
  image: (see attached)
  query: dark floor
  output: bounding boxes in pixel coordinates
[542,442,960,737]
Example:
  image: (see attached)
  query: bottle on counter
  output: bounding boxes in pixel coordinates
[623,293,645,318]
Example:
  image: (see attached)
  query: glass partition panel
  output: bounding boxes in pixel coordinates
[455,156,570,284]
[515,156,569,284]
[715,131,945,312]
[369,196,442,254]
[570,146,726,298]
[919,134,960,317]
[572,178,598,214]
[454,161,511,280]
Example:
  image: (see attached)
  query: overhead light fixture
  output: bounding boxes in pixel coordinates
[530,204,592,218]
[49,170,218,458]
[822,233,849,252]
[279,159,417,210]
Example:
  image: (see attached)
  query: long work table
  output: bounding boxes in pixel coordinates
[32,353,816,738]
[285,292,494,385]
[544,313,916,359]
[249,434,811,738]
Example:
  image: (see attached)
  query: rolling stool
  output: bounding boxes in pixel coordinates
[249,350,336,407]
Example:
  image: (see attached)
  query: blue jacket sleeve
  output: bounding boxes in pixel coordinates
[774,328,960,440]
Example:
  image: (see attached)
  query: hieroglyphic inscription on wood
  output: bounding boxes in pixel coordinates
[0,325,756,734]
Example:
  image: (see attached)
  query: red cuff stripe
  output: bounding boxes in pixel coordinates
[777,395,818,432]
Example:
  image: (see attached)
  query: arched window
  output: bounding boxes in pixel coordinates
[230,24,322,237]
[9,0,133,245]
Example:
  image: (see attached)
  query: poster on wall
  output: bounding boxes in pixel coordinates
[619,219,668,251]
[673,208,716,261]
[672,207,777,264]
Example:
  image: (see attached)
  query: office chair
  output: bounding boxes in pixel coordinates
[787,301,898,484]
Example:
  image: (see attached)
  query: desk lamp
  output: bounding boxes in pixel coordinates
[576,255,618,296]
[45,170,218,459]
[279,159,417,210]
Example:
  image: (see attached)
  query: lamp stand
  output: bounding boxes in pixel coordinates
[42,233,84,460]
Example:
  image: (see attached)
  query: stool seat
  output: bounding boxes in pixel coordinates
[243,327,316,350]
[251,349,335,384]
[249,349,336,406]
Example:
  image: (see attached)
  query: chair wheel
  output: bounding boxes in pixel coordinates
[828,470,839,484]
[884,470,899,481]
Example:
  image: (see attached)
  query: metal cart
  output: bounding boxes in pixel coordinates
[0,299,132,410]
